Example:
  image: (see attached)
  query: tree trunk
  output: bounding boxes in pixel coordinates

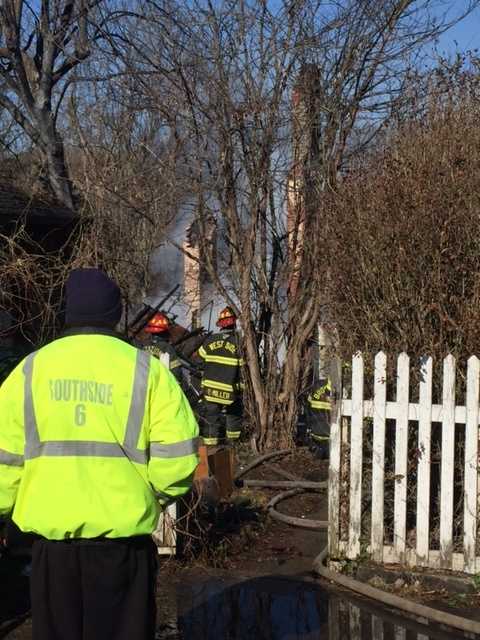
[37,112,74,210]
[45,140,74,210]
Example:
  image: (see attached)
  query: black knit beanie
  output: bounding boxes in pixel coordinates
[65,268,122,328]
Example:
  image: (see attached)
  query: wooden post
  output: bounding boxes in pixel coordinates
[207,445,235,499]
[464,356,479,573]
[440,354,455,569]
[416,355,432,566]
[349,603,361,640]
[371,616,384,640]
[394,353,409,563]
[371,351,387,562]
[328,357,342,557]
[328,598,341,640]
[348,353,364,559]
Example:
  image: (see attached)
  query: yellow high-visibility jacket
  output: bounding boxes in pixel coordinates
[0,332,199,540]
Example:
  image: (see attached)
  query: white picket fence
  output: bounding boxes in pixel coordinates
[328,599,477,640]
[328,352,480,574]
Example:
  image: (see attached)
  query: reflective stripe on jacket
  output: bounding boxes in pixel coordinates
[143,339,183,381]
[0,333,199,540]
[307,379,331,411]
[198,331,243,405]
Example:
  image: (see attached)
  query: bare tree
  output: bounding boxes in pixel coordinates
[0,0,104,208]
[67,75,188,305]
[112,0,479,449]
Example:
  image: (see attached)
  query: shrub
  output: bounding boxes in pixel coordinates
[320,61,480,369]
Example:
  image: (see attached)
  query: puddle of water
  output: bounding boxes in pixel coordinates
[0,560,474,640]
[171,575,472,640]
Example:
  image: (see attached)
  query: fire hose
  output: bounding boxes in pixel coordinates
[237,451,480,637]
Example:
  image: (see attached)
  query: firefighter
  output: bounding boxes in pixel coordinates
[306,378,331,459]
[0,268,199,640]
[142,312,184,385]
[197,306,243,445]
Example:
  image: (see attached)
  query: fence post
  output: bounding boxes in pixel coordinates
[371,351,387,563]
[328,357,343,558]
[416,355,432,567]
[464,356,479,573]
[348,353,364,559]
[328,598,341,640]
[440,354,456,569]
[371,616,384,640]
[349,603,361,639]
[394,353,409,563]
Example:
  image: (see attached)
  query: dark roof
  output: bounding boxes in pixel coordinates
[0,182,76,227]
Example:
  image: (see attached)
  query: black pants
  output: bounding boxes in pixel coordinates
[199,398,243,443]
[30,536,157,640]
[305,407,330,459]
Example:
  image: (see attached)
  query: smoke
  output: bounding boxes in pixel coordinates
[145,202,226,331]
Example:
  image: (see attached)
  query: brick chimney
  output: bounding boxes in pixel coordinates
[287,65,322,301]
[183,217,217,328]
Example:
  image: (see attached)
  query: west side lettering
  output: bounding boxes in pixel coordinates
[207,340,236,354]
[312,386,330,400]
[49,379,113,405]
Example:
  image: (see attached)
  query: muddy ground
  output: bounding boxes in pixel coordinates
[1,448,329,640]
[2,448,480,639]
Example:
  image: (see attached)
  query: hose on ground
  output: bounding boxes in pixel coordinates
[313,546,480,636]
[234,449,292,481]
[235,449,306,484]
[263,462,303,482]
[242,479,327,490]
[267,488,328,530]
[241,452,480,636]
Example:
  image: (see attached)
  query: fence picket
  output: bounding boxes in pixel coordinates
[440,355,456,569]
[330,350,479,575]
[371,616,384,640]
[371,352,387,563]
[394,627,406,640]
[328,599,341,640]
[394,353,409,563]
[328,358,343,557]
[464,356,479,573]
[348,354,364,559]
[416,356,433,566]
[349,603,361,640]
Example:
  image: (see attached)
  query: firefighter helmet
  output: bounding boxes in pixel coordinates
[216,306,237,328]
[144,312,169,333]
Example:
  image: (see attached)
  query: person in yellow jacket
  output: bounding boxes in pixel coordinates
[0,268,199,640]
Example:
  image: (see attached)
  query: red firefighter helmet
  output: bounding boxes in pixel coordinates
[144,312,169,334]
[216,306,237,328]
